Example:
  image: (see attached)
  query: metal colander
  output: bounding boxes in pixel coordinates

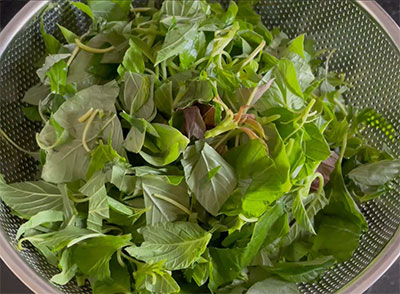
[0,1,399,293]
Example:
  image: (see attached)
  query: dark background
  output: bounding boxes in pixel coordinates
[0,0,399,293]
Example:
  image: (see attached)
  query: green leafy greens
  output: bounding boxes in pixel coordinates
[0,0,398,293]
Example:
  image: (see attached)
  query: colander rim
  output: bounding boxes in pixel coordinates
[0,1,399,294]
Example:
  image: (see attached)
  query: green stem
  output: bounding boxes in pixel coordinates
[284,99,316,142]
[239,40,266,70]
[75,39,114,54]
[0,128,39,156]
[67,45,80,66]
[214,130,235,150]
[82,109,99,152]
[153,193,191,215]
[120,250,141,266]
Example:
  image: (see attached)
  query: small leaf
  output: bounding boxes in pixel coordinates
[140,124,189,167]
[57,24,79,44]
[71,2,94,20]
[287,34,305,59]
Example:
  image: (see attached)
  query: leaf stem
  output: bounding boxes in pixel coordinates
[75,39,115,54]
[0,128,39,156]
[239,214,258,223]
[69,194,90,203]
[214,130,235,149]
[120,250,141,265]
[161,61,167,81]
[152,193,191,215]
[82,109,99,152]
[117,250,126,268]
[284,99,316,142]
[239,40,266,70]
[78,107,94,123]
[67,45,80,66]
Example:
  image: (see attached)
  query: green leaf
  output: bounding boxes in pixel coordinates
[40,18,61,54]
[122,72,156,121]
[41,81,123,183]
[265,256,335,283]
[23,106,42,122]
[17,210,64,239]
[134,261,180,294]
[256,59,305,111]
[110,163,140,195]
[224,126,291,216]
[71,234,131,280]
[51,249,78,285]
[22,84,51,106]
[71,2,94,20]
[209,202,285,290]
[312,216,361,263]
[303,123,331,162]
[182,140,237,215]
[87,0,131,21]
[21,226,92,252]
[80,174,109,233]
[179,31,206,70]
[141,175,190,225]
[123,118,147,153]
[287,34,305,59]
[284,191,328,247]
[155,22,199,66]
[173,80,215,109]
[86,141,126,180]
[155,81,174,116]
[0,175,64,219]
[127,222,211,270]
[348,159,400,187]
[160,0,209,27]
[36,54,71,83]
[323,157,368,229]
[140,124,189,167]
[58,184,76,228]
[57,24,79,44]
[91,256,131,294]
[208,22,239,60]
[118,40,145,77]
[247,277,299,294]
[185,257,210,287]
[46,60,69,95]
[108,197,146,226]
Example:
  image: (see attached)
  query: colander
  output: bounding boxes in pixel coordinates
[0,1,399,293]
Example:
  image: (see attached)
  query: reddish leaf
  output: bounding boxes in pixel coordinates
[311,151,339,191]
[184,106,206,139]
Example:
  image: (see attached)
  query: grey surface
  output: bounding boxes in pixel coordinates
[0,1,399,294]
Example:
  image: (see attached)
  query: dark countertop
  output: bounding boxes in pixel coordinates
[0,1,399,294]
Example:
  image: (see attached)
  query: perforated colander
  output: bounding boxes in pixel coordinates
[0,1,399,293]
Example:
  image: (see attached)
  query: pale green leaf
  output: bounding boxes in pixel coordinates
[127,222,211,270]
[182,141,237,215]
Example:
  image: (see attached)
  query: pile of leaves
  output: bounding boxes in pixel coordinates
[1,0,399,293]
